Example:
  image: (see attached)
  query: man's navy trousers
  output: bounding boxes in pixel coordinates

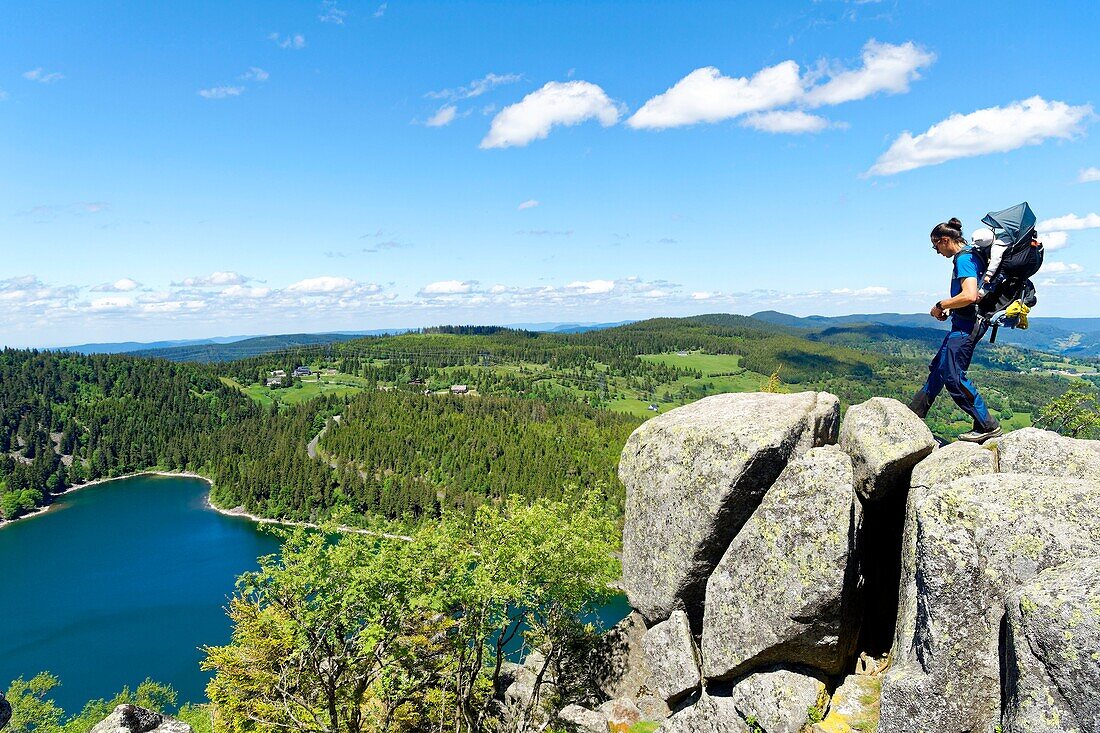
[916,319,996,430]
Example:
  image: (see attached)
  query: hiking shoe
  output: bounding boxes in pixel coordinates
[958,425,1003,443]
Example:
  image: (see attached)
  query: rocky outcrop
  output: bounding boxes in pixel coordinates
[499,653,557,731]
[838,397,935,501]
[811,674,880,733]
[726,669,826,733]
[702,446,859,678]
[0,692,10,732]
[620,391,840,624]
[995,426,1100,478]
[880,473,1100,733]
[642,610,700,703]
[556,704,606,733]
[608,390,1100,733]
[1003,557,1100,733]
[595,611,651,700]
[89,706,192,733]
[893,441,998,661]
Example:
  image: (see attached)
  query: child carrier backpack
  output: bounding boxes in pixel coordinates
[972,202,1044,342]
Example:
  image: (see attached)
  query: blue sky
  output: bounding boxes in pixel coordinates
[2,0,1099,347]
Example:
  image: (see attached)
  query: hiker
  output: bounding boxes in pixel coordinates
[908,217,1003,442]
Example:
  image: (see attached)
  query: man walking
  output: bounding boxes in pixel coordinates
[908,217,1003,443]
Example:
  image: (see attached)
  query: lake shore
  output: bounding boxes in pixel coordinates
[0,466,413,542]
[0,470,211,530]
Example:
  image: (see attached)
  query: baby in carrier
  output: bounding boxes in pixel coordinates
[970,225,1042,302]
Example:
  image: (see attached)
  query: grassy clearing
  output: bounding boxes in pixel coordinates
[639,351,745,375]
[221,373,365,408]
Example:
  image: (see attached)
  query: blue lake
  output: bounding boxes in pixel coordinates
[0,474,630,713]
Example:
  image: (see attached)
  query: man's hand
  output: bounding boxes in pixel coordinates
[931,302,948,321]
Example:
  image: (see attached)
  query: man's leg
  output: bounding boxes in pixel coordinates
[938,329,1001,437]
[908,335,948,417]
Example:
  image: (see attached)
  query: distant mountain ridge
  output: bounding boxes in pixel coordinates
[750,311,1100,357]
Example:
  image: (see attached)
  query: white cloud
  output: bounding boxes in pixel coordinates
[374,3,387,18]
[517,199,540,210]
[287,276,357,293]
[567,279,616,295]
[481,81,621,149]
[1042,262,1084,274]
[627,62,803,130]
[269,33,306,50]
[23,68,64,83]
[426,105,458,127]
[421,280,474,295]
[428,73,523,101]
[692,291,717,300]
[175,271,251,287]
[1079,167,1100,183]
[742,110,831,134]
[1038,213,1100,231]
[1041,232,1069,251]
[240,67,269,82]
[868,96,1094,176]
[222,284,272,298]
[198,86,244,99]
[91,278,141,293]
[830,286,892,297]
[319,1,346,24]
[89,296,134,312]
[804,40,935,107]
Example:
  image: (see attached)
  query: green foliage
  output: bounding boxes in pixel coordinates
[1035,386,1100,439]
[4,674,64,733]
[3,675,183,733]
[203,493,619,733]
[60,680,177,733]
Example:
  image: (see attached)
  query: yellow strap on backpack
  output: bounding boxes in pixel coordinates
[1005,300,1030,330]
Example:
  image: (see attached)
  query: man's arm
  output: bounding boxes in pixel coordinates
[939,277,979,309]
[931,277,979,319]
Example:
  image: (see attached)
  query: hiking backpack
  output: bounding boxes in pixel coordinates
[971,202,1044,335]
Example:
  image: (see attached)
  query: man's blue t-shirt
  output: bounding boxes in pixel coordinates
[950,246,982,325]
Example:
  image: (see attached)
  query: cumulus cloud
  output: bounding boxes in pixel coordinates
[428,73,523,101]
[198,85,244,99]
[420,280,474,295]
[868,96,1094,176]
[287,276,357,293]
[222,284,272,298]
[1042,262,1084,274]
[91,278,142,293]
[481,81,622,148]
[627,62,803,130]
[804,40,935,107]
[174,271,251,287]
[1040,232,1069,251]
[566,279,616,295]
[239,67,269,82]
[374,3,387,18]
[517,199,540,210]
[426,105,458,127]
[742,110,831,134]
[23,68,64,83]
[1080,167,1100,183]
[692,291,718,300]
[269,33,306,50]
[1038,213,1100,231]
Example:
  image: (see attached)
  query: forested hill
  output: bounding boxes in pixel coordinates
[751,310,1100,357]
[2,314,1093,526]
